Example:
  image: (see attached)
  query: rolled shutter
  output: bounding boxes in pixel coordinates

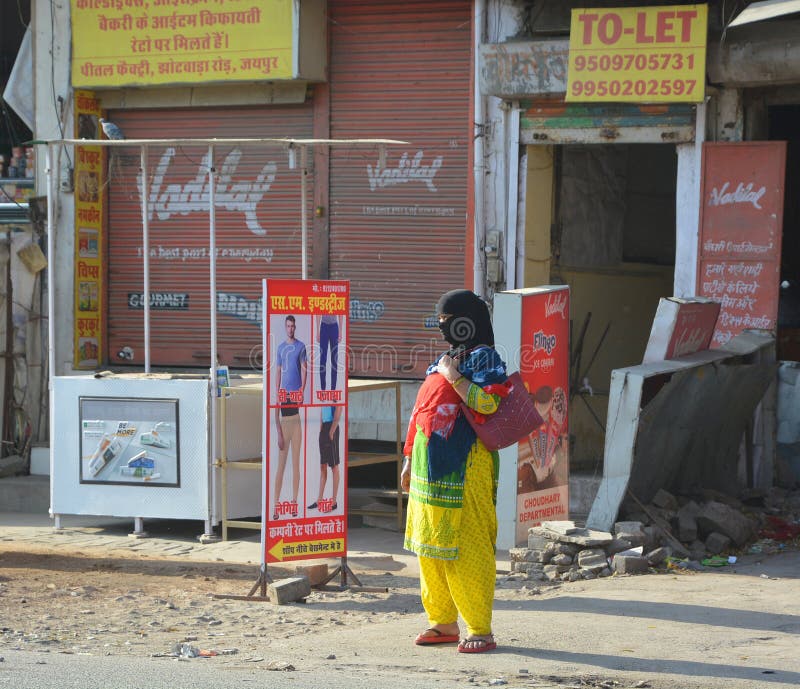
[329,0,472,378]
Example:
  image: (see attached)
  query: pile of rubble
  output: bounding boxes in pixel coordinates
[510,487,800,582]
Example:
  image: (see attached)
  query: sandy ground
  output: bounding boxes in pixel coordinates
[1,529,799,689]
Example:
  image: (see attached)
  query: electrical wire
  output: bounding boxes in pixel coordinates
[0,185,29,211]
[16,0,28,29]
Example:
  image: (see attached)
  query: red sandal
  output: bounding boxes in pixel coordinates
[457,636,497,653]
[414,628,460,645]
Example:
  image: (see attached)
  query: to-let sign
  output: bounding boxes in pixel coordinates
[566,5,707,103]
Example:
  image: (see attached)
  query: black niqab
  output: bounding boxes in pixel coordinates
[436,289,494,354]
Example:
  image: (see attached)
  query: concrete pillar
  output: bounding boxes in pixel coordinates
[673,101,707,297]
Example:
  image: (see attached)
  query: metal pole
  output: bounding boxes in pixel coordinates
[140,145,151,372]
[206,144,218,538]
[300,145,308,279]
[505,107,520,291]
[45,144,55,393]
[472,0,487,297]
[46,143,56,520]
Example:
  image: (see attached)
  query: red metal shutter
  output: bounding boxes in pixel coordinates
[329,0,472,378]
[106,104,313,368]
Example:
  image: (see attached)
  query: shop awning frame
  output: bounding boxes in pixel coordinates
[37,135,407,537]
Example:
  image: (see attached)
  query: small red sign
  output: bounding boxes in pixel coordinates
[697,142,786,347]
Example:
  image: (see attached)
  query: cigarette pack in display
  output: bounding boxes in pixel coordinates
[87,435,123,476]
[140,429,171,449]
[119,450,157,478]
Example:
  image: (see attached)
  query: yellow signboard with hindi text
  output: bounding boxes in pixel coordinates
[71,0,294,88]
[73,91,104,370]
[566,4,707,103]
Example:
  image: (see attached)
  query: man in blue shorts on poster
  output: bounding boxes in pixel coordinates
[273,315,307,519]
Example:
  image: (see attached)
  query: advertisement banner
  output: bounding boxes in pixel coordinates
[263,279,349,565]
[79,397,179,487]
[642,297,720,363]
[566,4,707,103]
[73,91,104,369]
[697,142,787,347]
[515,287,570,545]
[71,0,293,88]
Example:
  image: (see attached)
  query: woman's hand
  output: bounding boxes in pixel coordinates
[400,457,411,492]
[436,354,460,384]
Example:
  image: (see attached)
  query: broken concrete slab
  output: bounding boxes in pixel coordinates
[612,554,650,575]
[677,501,700,535]
[613,521,646,547]
[543,565,567,581]
[643,525,661,551]
[527,532,550,550]
[577,548,608,570]
[553,542,579,556]
[530,525,613,547]
[652,488,679,511]
[295,564,329,587]
[606,538,634,555]
[677,500,702,519]
[267,576,311,605]
[508,548,542,562]
[646,546,670,566]
[696,500,756,546]
[540,520,580,535]
[550,553,573,566]
[688,540,707,561]
[705,531,732,555]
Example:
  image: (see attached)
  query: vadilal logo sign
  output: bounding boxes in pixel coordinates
[366,151,443,193]
[140,147,277,236]
[71,0,294,87]
[566,4,707,103]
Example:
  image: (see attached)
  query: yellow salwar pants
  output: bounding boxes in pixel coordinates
[413,441,498,638]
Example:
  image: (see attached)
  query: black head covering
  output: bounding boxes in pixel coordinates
[436,289,494,354]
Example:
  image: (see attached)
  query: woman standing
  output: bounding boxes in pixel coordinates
[401,289,507,653]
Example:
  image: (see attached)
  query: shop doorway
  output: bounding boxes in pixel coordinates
[769,104,800,361]
[525,142,677,471]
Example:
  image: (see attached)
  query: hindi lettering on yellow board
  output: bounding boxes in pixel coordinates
[73,90,104,370]
[566,5,707,103]
[71,0,294,88]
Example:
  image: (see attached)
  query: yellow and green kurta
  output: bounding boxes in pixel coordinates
[403,346,506,636]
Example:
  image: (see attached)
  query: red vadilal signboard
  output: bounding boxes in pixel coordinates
[642,297,720,364]
[516,287,570,544]
[697,142,787,347]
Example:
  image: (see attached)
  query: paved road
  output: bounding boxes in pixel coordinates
[2,513,799,689]
[0,649,562,689]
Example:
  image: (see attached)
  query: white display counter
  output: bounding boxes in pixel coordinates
[51,374,263,535]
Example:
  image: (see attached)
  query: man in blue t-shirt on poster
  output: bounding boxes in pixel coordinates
[273,315,307,519]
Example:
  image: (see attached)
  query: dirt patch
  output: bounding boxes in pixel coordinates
[0,547,417,660]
